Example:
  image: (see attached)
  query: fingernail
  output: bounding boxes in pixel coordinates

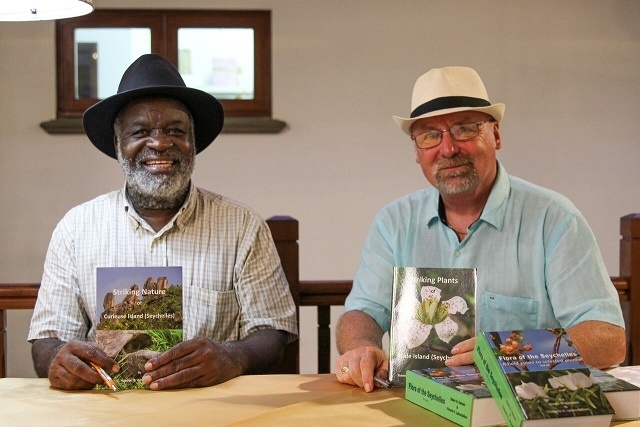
[364,383,372,393]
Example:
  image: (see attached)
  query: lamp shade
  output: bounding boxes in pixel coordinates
[0,0,93,21]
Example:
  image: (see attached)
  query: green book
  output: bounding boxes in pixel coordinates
[406,366,504,427]
[474,328,614,426]
[388,267,477,387]
[95,266,183,390]
[406,365,639,425]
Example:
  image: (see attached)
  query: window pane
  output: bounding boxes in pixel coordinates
[74,28,151,99]
[178,28,254,100]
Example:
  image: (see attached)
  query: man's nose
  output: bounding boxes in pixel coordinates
[439,130,459,157]
[146,129,174,150]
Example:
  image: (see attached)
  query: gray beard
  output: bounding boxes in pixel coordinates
[433,156,479,195]
[117,147,195,210]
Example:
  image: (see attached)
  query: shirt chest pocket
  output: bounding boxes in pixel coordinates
[184,287,240,341]
[479,292,538,331]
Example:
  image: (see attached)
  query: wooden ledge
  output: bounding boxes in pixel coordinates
[40,116,287,135]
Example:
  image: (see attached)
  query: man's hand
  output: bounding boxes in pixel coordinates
[335,310,389,392]
[445,337,477,367]
[141,337,243,390]
[335,345,388,392]
[39,339,119,390]
[141,330,286,390]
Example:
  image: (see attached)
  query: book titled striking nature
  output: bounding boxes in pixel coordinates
[388,267,476,387]
[95,266,183,390]
[406,365,504,427]
[473,328,615,426]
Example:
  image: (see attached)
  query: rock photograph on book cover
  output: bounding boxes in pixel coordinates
[95,266,183,390]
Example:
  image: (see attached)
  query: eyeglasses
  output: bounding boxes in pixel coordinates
[411,120,495,149]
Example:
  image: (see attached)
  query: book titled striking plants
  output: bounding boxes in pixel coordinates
[474,328,615,426]
[95,266,183,390]
[388,267,476,387]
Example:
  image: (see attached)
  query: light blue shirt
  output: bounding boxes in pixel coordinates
[346,162,624,333]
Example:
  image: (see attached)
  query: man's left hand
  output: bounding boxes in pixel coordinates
[445,336,477,367]
[141,337,243,390]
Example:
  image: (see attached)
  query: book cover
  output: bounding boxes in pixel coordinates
[591,367,640,420]
[473,328,614,426]
[406,365,504,427]
[388,267,476,387]
[407,365,639,425]
[95,266,183,390]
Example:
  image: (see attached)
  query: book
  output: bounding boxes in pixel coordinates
[473,328,614,426]
[591,366,640,420]
[406,365,640,426]
[388,267,477,387]
[95,266,183,390]
[406,365,504,427]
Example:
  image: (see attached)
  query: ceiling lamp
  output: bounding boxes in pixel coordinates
[0,0,94,21]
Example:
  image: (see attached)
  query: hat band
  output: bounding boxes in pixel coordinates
[410,96,491,118]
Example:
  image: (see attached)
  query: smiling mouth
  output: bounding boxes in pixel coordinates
[439,162,469,172]
[142,159,177,172]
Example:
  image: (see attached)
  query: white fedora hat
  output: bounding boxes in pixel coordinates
[393,66,505,135]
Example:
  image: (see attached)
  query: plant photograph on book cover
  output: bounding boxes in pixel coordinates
[488,329,612,420]
[390,268,475,371]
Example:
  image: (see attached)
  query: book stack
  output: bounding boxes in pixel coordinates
[406,364,640,427]
[473,328,615,426]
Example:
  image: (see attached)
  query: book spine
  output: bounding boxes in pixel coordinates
[405,370,473,427]
[474,333,523,427]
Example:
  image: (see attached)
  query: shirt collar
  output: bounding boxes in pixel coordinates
[428,160,510,231]
[481,161,509,231]
[122,182,198,233]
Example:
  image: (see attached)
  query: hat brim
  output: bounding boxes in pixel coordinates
[83,86,224,159]
[392,104,505,136]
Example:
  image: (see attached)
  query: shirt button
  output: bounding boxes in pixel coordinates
[455,251,461,257]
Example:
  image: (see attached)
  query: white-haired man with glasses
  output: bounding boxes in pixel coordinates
[335,66,625,392]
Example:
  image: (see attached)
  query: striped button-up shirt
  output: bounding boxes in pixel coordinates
[29,183,298,343]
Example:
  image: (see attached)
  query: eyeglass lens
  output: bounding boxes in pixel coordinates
[412,121,491,149]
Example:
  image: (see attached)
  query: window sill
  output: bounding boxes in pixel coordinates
[40,116,287,135]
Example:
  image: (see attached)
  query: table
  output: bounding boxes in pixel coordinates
[1,374,639,426]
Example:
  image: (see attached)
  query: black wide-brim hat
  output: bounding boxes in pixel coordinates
[83,53,224,159]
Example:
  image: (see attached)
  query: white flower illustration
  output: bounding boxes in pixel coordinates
[515,381,548,400]
[548,372,593,391]
[407,286,469,348]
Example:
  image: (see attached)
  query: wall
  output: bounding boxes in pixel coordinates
[1,0,639,377]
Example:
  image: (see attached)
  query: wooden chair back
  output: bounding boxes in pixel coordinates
[1,213,639,377]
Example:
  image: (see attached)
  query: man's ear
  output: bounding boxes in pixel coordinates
[493,122,502,150]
